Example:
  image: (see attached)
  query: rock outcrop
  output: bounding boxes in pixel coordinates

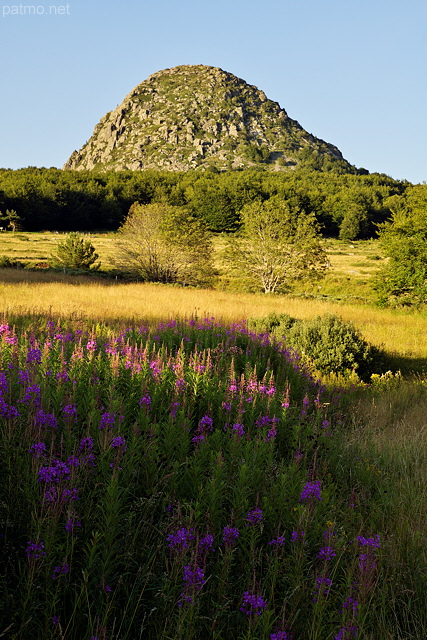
[64,65,354,172]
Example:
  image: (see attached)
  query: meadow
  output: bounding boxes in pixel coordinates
[0,232,426,639]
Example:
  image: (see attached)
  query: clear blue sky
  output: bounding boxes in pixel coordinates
[1,0,426,183]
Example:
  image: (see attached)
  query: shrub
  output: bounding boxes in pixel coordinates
[249,313,385,381]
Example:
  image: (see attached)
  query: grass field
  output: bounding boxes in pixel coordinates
[1,231,426,639]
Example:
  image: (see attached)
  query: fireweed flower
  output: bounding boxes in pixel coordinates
[26,348,42,364]
[198,415,213,431]
[199,534,214,552]
[240,591,267,616]
[178,564,206,607]
[317,546,337,560]
[65,517,82,532]
[356,534,381,549]
[79,436,94,451]
[35,410,58,430]
[222,526,240,546]
[18,370,30,384]
[231,423,245,438]
[245,508,263,525]
[52,563,70,579]
[30,442,47,458]
[139,394,151,407]
[300,480,322,503]
[38,460,71,483]
[26,540,46,559]
[270,631,293,640]
[63,404,77,417]
[313,575,332,602]
[167,527,195,550]
[111,436,127,451]
[340,597,359,614]
[0,398,20,419]
[334,626,358,640]
[291,530,305,541]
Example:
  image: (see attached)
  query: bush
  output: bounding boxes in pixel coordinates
[0,255,25,268]
[49,233,101,271]
[249,313,385,380]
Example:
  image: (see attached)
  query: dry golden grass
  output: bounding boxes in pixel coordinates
[1,270,426,359]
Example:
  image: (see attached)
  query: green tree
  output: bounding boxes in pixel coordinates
[49,233,101,270]
[114,202,215,286]
[373,185,427,306]
[225,196,328,293]
[0,209,22,232]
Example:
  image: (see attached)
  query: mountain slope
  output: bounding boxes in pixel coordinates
[64,65,355,173]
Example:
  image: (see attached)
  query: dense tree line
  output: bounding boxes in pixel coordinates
[0,166,413,238]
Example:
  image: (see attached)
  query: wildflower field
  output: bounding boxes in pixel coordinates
[0,315,426,640]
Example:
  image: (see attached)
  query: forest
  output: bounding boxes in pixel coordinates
[0,165,414,238]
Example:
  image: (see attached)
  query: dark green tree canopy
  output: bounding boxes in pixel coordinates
[373,185,427,306]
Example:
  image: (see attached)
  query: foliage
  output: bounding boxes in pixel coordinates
[249,313,386,380]
[373,185,427,307]
[114,202,215,286]
[0,315,392,640]
[225,196,329,293]
[0,167,406,235]
[49,233,101,270]
[0,208,22,232]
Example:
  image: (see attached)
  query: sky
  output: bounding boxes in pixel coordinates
[1,0,426,183]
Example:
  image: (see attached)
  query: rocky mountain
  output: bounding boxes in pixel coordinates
[64,65,355,173]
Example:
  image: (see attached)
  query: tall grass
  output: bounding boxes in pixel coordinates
[1,272,426,363]
[0,315,403,640]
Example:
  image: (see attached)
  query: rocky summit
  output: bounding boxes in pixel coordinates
[64,65,354,172]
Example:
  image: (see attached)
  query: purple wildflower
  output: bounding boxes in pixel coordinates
[167,527,195,550]
[79,436,94,451]
[178,564,206,607]
[199,535,214,552]
[240,591,267,616]
[65,517,82,532]
[356,534,380,549]
[222,526,240,546]
[270,631,293,640]
[26,540,46,559]
[38,460,70,483]
[269,535,286,547]
[231,423,245,438]
[18,370,30,384]
[99,412,116,429]
[51,615,60,626]
[317,546,337,560]
[334,626,358,640]
[313,575,333,602]
[291,530,305,541]
[198,415,213,431]
[245,507,263,525]
[27,348,42,364]
[66,455,80,467]
[35,410,58,429]
[52,563,69,579]
[139,394,151,407]
[30,442,47,458]
[111,436,126,451]
[63,404,77,417]
[340,597,359,614]
[300,480,322,503]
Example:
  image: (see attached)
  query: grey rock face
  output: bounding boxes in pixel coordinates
[64,65,352,172]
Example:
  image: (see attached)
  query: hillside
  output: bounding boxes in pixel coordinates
[64,65,356,173]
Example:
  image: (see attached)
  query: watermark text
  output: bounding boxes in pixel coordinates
[2,4,71,17]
